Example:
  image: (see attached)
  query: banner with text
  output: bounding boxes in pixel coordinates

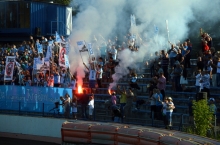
[4,56,16,81]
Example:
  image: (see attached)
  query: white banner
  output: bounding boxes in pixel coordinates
[46,45,53,59]
[59,46,66,67]
[33,58,38,70]
[64,54,70,68]
[87,43,94,55]
[77,41,88,52]
[36,57,44,70]
[39,57,50,71]
[4,56,16,81]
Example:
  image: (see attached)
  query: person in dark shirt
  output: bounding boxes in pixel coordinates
[80,89,89,119]
[160,50,169,82]
[197,56,204,71]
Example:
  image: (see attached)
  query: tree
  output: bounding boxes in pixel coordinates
[53,0,71,5]
[192,99,214,137]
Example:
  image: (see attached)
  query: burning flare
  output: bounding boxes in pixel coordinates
[108,89,112,95]
[78,85,83,94]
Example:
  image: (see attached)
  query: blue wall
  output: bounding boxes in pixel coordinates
[0,85,72,113]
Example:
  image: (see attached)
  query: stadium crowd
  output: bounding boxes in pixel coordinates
[0,27,219,127]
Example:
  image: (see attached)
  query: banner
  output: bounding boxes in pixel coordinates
[56,31,62,43]
[46,45,53,59]
[4,56,16,81]
[37,43,43,54]
[39,57,50,71]
[37,58,44,70]
[87,43,94,55]
[130,14,136,27]
[66,42,70,55]
[77,41,88,52]
[59,46,66,67]
[0,85,72,113]
[33,58,38,70]
[64,54,70,68]
[15,60,22,73]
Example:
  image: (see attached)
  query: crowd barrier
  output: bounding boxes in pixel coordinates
[61,121,220,145]
[0,85,72,113]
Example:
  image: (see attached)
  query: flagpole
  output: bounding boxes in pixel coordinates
[166,20,170,51]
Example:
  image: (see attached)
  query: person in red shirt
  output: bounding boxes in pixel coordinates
[203,41,209,54]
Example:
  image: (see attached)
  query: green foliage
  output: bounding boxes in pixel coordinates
[53,0,71,5]
[192,99,214,137]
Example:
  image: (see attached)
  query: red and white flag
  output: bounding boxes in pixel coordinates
[59,46,66,67]
[4,56,16,81]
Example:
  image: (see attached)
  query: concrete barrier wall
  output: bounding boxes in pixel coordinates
[0,114,67,143]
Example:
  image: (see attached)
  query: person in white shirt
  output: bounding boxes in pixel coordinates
[158,97,169,128]
[110,45,117,60]
[88,94,94,120]
[200,70,210,98]
[195,70,202,93]
[166,97,175,127]
[72,96,78,120]
[96,65,103,88]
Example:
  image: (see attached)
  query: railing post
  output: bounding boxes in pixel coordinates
[151,111,154,127]
[19,102,21,115]
[42,103,44,117]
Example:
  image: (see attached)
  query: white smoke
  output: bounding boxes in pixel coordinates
[68,0,220,89]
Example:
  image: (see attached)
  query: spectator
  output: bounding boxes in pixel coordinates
[209,98,217,115]
[117,86,127,120]
[53,69,61,87]
[168,44,178,68]
[63,93,71,118]
[81,89,89,119]
[217,57,220,87]
[69,76,76,95]
[150,88,157,119]
[197,56,204,71]
[71,96,78,120]
[88,94,94,120]
[184,39,192,68]
[111,92,117,106]
[160,50,169,82]
[173,62,182,92]
[157,72,166,98]
[124,88,134,118]
[195,70,202,93]
[200,70,210,98]
[210,56,218,87]
[166,97,175,127]
[155,89,163,120]
[158,96,168,128]
[180,65,188,91]
[96,64,103,88]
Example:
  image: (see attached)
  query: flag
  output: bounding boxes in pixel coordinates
[4,56,16,81]
[77,41,88,52]
[87,43,94,55]
[33,58,38,70]
[131,14,136,27]
[59,46,66,67]
[37,43,43,54]
[15,60,22,73]
[46,45,53,59]
[56,31,62,43]
[64,54,70,68]
[65,42,70,55]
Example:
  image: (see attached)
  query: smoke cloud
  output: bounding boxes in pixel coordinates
[68,0,220,89]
